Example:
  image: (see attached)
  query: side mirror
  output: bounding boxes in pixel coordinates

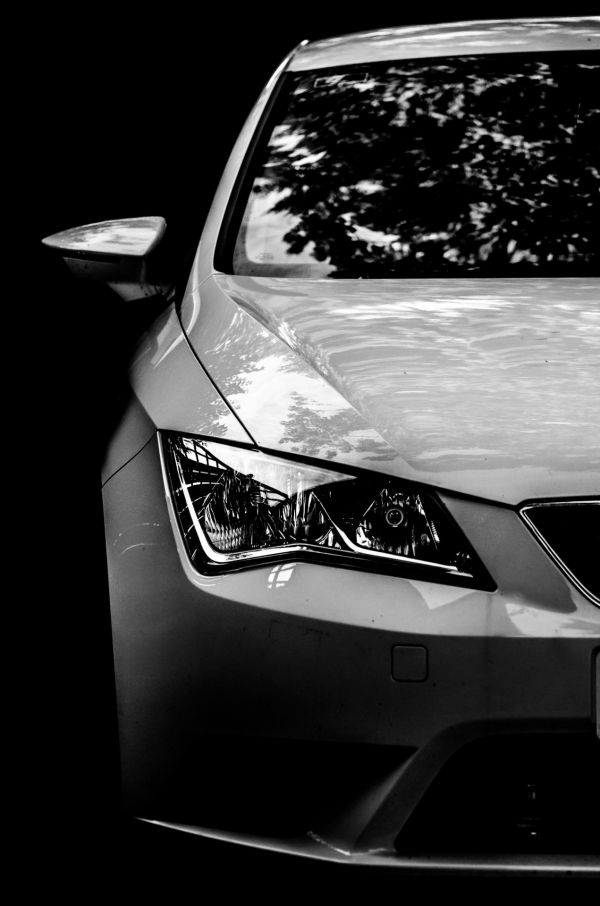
[42,216,172,302]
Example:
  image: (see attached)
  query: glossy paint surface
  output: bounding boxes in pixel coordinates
[181,275,600,503]
[180,275,404,470]
[129,303,251,443]
[42,216,166,258]
[290,18,600,70]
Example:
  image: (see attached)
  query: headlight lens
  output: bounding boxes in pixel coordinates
[162,433,492,587]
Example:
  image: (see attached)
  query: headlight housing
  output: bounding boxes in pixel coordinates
[162,433,494,589]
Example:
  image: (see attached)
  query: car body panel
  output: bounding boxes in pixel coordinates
[192,46,299,280]
[129,302,251,444]
[180,275,600,503]
[137,818,600,876]
[101,392,156,485]
[41,216,166,258]
[290,18,600,71]
[179,279,405,474]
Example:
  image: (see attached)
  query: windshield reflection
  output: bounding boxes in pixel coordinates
[235,54,600,278]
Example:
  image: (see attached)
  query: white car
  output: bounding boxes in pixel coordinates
[44,16,599,876]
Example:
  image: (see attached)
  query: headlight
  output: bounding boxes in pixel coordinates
[162,433,493,588]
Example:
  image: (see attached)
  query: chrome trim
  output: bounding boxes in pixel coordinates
[520,500,599,607]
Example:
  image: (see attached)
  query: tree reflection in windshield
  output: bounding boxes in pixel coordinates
[234,54,600,278]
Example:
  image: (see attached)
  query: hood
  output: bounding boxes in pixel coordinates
[180,274,600,504]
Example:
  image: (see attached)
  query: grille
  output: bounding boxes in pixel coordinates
[521,500,599,605]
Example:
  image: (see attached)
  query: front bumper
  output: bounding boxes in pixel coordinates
[104,434,600,874]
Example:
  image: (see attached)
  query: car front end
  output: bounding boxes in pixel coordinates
[48,16,600,876]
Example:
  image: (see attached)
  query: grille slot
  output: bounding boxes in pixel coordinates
[521,500,599,605]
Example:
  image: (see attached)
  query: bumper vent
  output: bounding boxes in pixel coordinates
[521,500,599,605]
[395,733,600,855]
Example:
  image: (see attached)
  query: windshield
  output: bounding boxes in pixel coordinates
[231,52,600,278]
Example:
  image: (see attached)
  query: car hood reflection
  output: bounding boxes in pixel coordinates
[180,274,600,504]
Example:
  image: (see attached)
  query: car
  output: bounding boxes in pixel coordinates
[43,16,599,877]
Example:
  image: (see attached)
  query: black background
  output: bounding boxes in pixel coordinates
[30,5,597,895]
